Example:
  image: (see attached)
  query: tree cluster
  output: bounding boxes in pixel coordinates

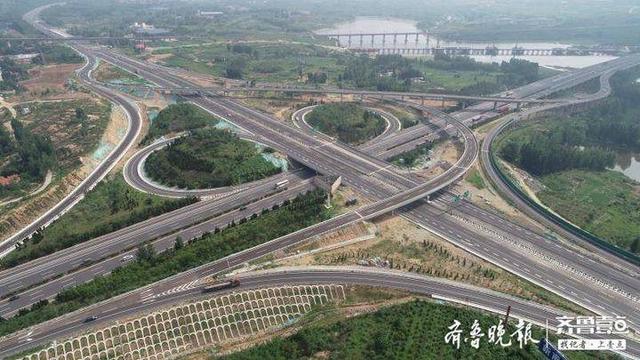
[306,102,386,145]
[143,103,218,143]
[2,118,55,180]
[145,127,281,189]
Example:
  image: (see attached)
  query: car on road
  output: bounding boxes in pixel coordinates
[121,254,135,262]
[83,315,98,323]
[8,295,19,302]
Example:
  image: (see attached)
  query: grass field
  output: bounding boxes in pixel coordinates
[417,67,501,92]
[466,169,486,190]
[157,42,347,84]
[538,170,640,252]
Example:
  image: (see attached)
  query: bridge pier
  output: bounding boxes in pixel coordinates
[493,101,497,110]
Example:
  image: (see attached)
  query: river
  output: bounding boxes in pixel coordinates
[316,17,617,69]
[610,152,640,183]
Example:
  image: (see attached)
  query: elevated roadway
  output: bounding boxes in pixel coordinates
[10,40,640,324]
[481,67,640,267]
[5,6,639,357]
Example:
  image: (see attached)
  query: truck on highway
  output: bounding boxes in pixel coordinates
[274,179,289,190]
[202,279,240,293]
[497,105,510,114]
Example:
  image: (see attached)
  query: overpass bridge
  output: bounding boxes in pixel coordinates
[355,46,621,57]
[142,85,566,109]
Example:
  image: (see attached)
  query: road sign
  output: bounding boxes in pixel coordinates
[538,338,566,360]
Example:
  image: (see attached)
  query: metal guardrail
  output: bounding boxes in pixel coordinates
[488,151,640,267]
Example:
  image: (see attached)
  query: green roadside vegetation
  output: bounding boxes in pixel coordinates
[93,61,147,85]
[1,99,111,201]
[0,43,81,93]
[379,102,423,128]
[219,300,614,360]
[389,142,432,168]
[0,174,196,268]
[158,42,346,84]
[0,116,54,200]
[538,170,640,253]
[467,168,486,190]
[142,103,218,144]
[16,99,112,170]
[496,66,640,252]
[145,127,281,189]
[0,190,329,337]
[306,103,386,145]
[338,54,542,95]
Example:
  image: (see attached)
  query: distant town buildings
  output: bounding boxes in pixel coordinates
[197,10,224,19]
[130,22,169,35]
[0,53,39,64]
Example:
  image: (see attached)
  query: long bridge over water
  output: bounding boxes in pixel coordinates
[320,31,627,56]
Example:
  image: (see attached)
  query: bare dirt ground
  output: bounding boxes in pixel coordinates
[19,64,83,98]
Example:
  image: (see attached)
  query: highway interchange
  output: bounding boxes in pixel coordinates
[1,3,639,359]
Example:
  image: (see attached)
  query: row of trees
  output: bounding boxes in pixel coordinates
[145,127,281,189]
[501,65,640,176]
[0,190,329,337]
[0,176,197,269]
[306,103,386,145]
[501,137,615,176]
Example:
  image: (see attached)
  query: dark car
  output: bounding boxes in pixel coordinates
[8,295,19,302]
[83,315,98,323]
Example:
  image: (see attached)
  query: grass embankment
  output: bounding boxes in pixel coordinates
[539,170,640,252]
[145,127,281,189]
[306,103,386,145]
[93,61,147,85]
[495,66,640,253]
[219,300,613,360]
[389,142,432,168]
[142,103,219,144]
[467,169,486,190]
[0,190,329,336]
[159,42,346,84]
[0,174,196,268]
